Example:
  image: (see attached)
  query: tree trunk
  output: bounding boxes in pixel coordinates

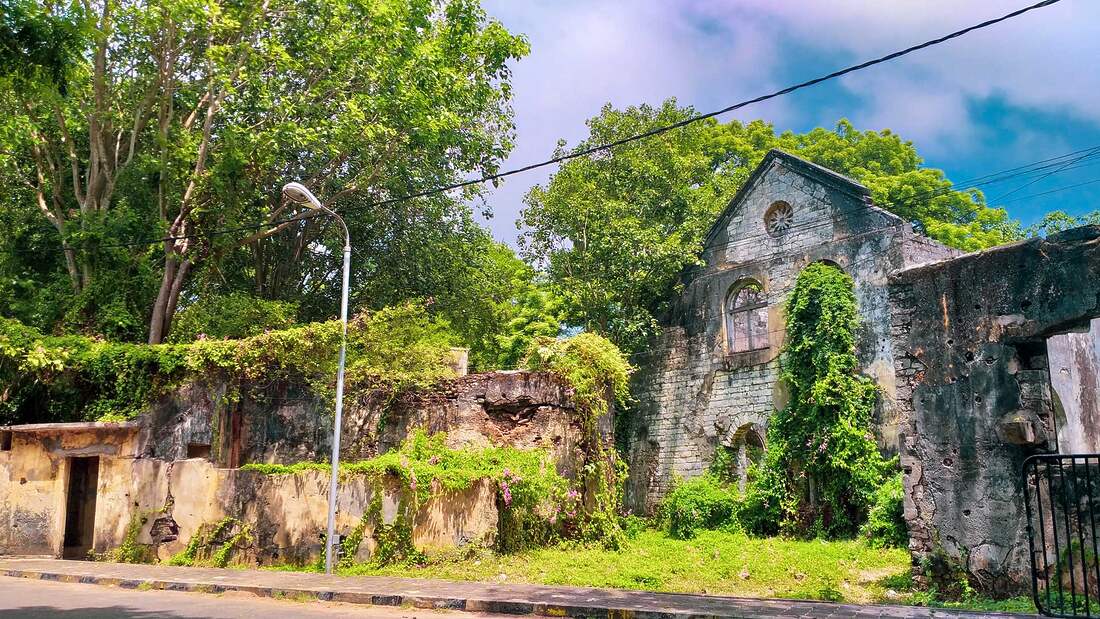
[148,255,178,344]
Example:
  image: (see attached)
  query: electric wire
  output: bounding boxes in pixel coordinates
[78,0,1066,251]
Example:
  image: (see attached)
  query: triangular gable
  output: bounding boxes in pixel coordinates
[701,149,871,250]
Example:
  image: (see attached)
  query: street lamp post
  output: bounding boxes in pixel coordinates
[282,182,350,575]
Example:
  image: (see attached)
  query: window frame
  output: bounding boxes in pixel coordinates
[725,280,769,354]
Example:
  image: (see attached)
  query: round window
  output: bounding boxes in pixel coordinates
[764,201,794,237]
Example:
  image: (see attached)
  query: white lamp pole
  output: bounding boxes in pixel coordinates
[282,181,350,575]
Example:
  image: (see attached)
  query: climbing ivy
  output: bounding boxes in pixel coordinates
[167,517,253,568]
[739,263,894,538]
[0,302,456,424]
[523,333,633,547]
[245,430,571,563]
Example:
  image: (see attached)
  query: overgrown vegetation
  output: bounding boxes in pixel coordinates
[660,475,741,540]
[0,302,456,425]
[168,517,253,568]
[739,263,895,539]
[332,527,1032,611]
[524,333,633,547]
[245,429,570,562]
[860,473,908,549]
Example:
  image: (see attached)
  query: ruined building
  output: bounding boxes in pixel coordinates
[623,149,1100,592]
[2,148,1098,596]
[0,370,585,564]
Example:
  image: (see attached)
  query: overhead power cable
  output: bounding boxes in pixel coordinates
[84,0,1065,251]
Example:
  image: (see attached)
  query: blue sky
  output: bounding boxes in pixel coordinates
[476,0,1100,244]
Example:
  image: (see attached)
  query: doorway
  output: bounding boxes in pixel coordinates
[63,456,99,559]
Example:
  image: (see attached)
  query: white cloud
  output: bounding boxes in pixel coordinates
[478,0,1100,242]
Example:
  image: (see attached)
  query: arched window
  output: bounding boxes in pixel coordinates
[726,280,768,353]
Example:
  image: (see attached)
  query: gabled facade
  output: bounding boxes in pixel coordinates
[623,149,960,511]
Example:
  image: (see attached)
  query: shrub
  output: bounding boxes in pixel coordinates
[861,473,908,548]
[660,474,740,540]
[169,293,298,342]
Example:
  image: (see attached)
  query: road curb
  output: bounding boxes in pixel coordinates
[0,568,699,619]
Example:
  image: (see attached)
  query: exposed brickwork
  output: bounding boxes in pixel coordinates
[889,225,1100,595]
[625,150,959,512]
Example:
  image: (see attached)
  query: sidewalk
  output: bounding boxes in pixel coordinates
[0,558,1036,619]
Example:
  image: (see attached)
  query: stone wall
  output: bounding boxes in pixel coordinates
[147,371,581,475]
[2,370,578,561]
[888,225,1100,595]
[624,150,958,512]
[0,429,495,562]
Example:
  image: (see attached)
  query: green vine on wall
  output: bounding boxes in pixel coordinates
[739,262,894,539]
[168,517,253,568]
[0,302,457,424]
[523,333,633,548]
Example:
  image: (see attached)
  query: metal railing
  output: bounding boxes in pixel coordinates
[1025,454,1100,617]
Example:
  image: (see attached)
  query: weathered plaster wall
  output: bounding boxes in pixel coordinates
[1,435,497,562]
[0,425,140,556]
[93,458,498,565]
[2,370,574,560]
[1047,318,1100,453]
[625,151,959,512]
[889,225,1100,595]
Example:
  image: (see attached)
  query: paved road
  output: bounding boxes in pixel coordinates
[0,576,512,618]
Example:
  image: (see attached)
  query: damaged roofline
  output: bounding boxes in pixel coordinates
[889,224,1100,280]
[0,421,142,434]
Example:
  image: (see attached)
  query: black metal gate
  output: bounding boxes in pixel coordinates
[1024,454,1100,617]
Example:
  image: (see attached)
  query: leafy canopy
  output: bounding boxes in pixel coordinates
[0,0,529,348]
[520,99,1022,352]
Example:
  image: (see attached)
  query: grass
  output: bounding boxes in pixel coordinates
[342,529,904,604]
[260,528,1038,612]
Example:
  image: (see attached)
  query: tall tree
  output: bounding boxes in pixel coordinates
[0,0,528,343]
[520,100,1022,352]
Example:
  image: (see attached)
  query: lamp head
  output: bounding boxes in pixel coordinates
[282,182,322,209]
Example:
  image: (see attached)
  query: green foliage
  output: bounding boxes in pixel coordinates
[0,302,455,424]
[0,0,528,344]
[520,102,1022,353]
[168,517,252,568]
[0,0,89,92]
[740,263,892,538]
[1025,210,1100,237]
[523,333,632,426]
[660,475,741,540]
[104,511,156,564]
[168,294,298,343]
[860,473,908,549]
[469,244,563,371]
[523,332,633,547]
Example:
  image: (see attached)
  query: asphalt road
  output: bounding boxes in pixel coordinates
[0,576,513,618]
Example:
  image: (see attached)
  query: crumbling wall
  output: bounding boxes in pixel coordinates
[0,424,140,556]
[624,151,959,513]
[146,371,580,474]
[889,225,1100,595]
[93,458,498,565]
[1,431,497,562]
